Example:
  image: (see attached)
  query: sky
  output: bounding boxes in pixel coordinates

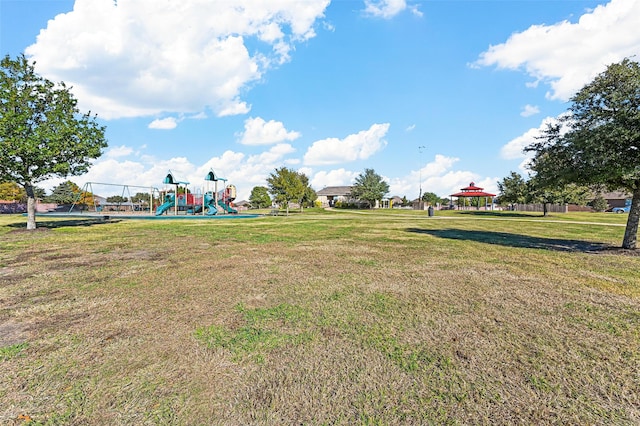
[2,0,640,201]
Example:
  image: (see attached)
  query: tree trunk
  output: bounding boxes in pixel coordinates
[543,203,549,216]
[25,184,37,230]
[622,187,640,249]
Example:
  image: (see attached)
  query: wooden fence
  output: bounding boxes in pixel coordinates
[513,203,569,213]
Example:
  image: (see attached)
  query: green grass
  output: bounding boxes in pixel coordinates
[0,343,28,362]
[0,210,638,424]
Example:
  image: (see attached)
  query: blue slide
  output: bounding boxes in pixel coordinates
[204,193,218,215]
[155,194,175,216]
[217,199,237,214]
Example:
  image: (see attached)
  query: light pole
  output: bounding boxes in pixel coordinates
[418,145,425,209]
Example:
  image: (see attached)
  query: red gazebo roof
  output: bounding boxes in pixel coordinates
[450,182,496,198]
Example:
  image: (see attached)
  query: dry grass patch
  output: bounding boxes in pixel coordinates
[0,212,638,424]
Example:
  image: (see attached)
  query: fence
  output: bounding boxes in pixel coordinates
[0,202,61,214]
[513,203,569,213]
[0,202,26,214]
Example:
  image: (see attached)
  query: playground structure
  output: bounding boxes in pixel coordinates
[68,169,239,217]
[155,170,237,216]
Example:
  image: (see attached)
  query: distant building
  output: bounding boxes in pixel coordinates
[233,200,250,211]
[316,186,353,207]
[389,195,404,207]
[601,191,631,209]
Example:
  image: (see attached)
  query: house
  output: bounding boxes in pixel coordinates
[389,195,404,207]
[233,200,250,211]
[316,186,353,207]
[601,191,631,209]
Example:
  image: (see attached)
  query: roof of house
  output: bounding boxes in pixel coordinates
[601,191,631,200]
[317,186,353,196]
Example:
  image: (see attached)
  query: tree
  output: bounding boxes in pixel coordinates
[421,191,442,206]
[497,171,528,206]
[46,180,82,205]
[526,58,640,248]
[267,167,307,215]
[590,194,609,212]
[130,192,152,205]
[106,195,128,203]
[0,54,107,229]
[526,179,589,216]
[249,186,271,209]
[0,181,26,201]
[298,173,317,208]
[350,168,389,209]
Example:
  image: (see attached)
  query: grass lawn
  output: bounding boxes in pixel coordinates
[0,210,638,425]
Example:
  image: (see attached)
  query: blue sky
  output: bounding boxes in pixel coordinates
[2,0,639,200]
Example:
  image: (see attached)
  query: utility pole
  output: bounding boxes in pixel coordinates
[418,145,425,210]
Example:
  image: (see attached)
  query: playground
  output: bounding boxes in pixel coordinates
[49,169,259,219]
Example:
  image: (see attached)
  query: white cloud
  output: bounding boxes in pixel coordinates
[364,0,407,19]
[474,0,640,101]
[247,143,296,165]
[238,117,301,145]
[310,168,359,189]
[105,145,134,158]
[500,116,559,160]
[303,123,389,166]
[408,4,423,18]
[189,112,208,120]
[520,104,540,117]
[25,0,330,119]
[405,124,416,132]
[148,117,178,130]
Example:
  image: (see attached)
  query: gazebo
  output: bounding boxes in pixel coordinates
[450,182,496,210]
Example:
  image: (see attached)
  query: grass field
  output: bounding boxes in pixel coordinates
[1,210,638,425]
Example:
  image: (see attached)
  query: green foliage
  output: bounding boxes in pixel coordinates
[266,167,313,214]
[249,186,271,209]
[350,168,390,209]
[526,58,640,248]
[497,171,528,205]
[527,179,590,215]
[106,195,128,203]
[130,192,153,204]
[0,181,26,201]
[0,54,107,229]
[589,195,609,213]
[45,180,81,204]
[300,174,318,208]
[421,191,442,206]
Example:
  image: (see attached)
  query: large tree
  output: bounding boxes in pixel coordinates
[421,191,442,206]
[350,168,389,209]
[497,171,528,206]
[266,167,309,215]
[526,58,640,248]
[249,186,272,209]
[0,54,107,229]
